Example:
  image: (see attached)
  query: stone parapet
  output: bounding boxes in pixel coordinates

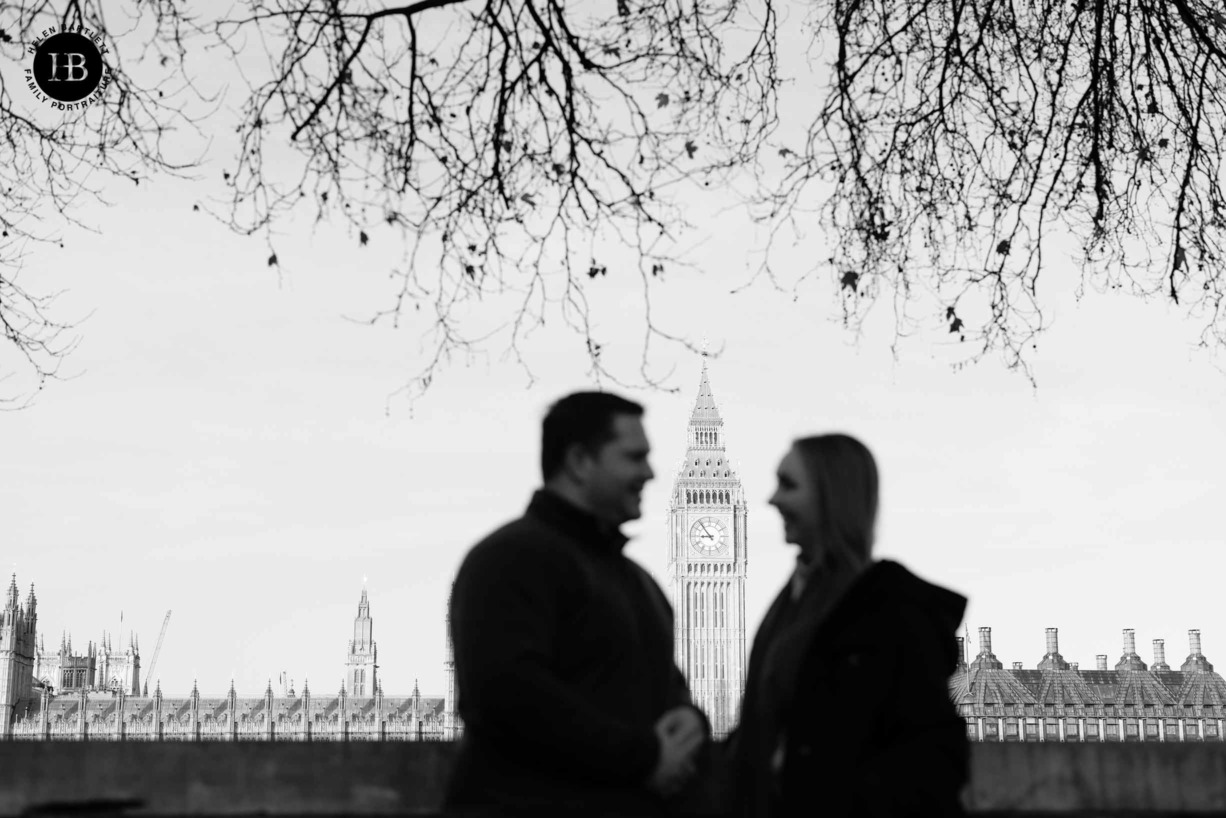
[1,741,1225,815]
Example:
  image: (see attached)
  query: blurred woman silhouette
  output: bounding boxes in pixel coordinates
[725,434,968,817]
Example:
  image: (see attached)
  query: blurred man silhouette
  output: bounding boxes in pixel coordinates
[446,392,709,817]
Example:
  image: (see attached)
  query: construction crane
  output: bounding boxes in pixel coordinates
[142,610,172,697]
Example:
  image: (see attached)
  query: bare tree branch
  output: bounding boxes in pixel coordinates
[0,0,209,405]
[756,0,1226,381]
[209,0,778,407]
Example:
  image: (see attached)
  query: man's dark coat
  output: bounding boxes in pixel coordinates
[445,489,706,816]
[727,560,968,818]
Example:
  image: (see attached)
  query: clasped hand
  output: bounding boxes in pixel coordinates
[646,706,705,798]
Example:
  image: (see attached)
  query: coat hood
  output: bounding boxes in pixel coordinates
[862,559,967,672]
[870,560,966,628]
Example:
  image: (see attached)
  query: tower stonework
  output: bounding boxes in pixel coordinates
[346,588,377,697]
[443,586,461,739]
[667,359,748,737]
[97,632,141,696]
[0,576,37,737]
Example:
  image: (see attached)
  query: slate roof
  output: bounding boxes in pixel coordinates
[950,632,1226,720]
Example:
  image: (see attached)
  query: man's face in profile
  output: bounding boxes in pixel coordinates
[581,414,655,525]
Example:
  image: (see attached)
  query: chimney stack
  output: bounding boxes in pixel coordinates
[969,626,1003,670]
[956,636,966,666]
[1038,626,1070,671]
[1012,662,1023,670]
[1071,662,1079,671]
[1117,628,1148,671]
[1182,629,1214,673]
[1152,639,1170,671]
[1097,655,1108,671]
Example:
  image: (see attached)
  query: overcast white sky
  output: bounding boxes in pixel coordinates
[3,2,1226,698]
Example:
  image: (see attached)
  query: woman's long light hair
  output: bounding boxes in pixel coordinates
[792,433,879,574]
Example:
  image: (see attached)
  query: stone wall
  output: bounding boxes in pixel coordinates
[1,741,1225,815]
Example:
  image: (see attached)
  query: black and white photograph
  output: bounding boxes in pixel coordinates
[3,1,1226,815]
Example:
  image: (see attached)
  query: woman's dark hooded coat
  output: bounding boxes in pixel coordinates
[725,559,968,818]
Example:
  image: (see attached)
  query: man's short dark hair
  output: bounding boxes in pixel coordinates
[541,392,645,481]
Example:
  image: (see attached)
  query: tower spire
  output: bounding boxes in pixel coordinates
[348,584,377,696]
[689,360,723,425]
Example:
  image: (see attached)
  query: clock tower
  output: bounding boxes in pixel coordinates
[667,357,748,737]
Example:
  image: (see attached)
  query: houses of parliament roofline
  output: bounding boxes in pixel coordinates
[0,576,458,741]
[952,626,1226,742]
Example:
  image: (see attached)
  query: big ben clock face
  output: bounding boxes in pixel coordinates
[689,516,729,556]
